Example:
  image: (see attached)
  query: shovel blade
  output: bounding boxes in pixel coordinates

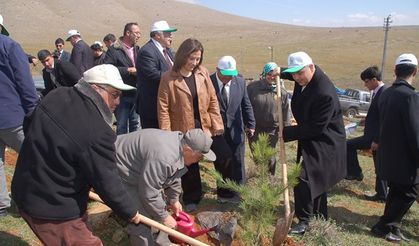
[272,211,294,246]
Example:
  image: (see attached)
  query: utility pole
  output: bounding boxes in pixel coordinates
[268,46,274,61]
[381,14,392,81]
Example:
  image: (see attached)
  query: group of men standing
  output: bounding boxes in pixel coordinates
[0,12,418,245]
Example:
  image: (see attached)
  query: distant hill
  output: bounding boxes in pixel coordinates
[2,0,419,88]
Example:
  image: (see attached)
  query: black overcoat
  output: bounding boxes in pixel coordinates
[42,59,81,96]
[283,66,347,198]
[377,79,419,185]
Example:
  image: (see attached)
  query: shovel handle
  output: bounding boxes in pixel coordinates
[276,76,291,217]
[88,191,209,246]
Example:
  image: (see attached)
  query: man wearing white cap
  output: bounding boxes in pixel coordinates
[66,29,94,74]
[209,56,255,201]
[11,64,142,245]
[136,20,177,128]
[282,51,346,234]
[371,53,418,242]
[0,14,9,36]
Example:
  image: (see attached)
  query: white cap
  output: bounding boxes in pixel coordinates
[0,14,10,36]
[217,56,238,76]
[150,20,177,32]
[395,53,418,66]
[283,51,313,73]
[66,29,81,41]
[94,41,103,47]
[83,64,136,91]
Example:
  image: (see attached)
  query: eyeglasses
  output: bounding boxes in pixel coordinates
[56,44,63,47]
[130,31,142,36]
[96,85,121,99]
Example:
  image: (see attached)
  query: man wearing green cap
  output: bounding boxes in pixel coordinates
[136,20,177,129]
[247,62,292,175]
[282,51,346,234]
[210,56,255,201]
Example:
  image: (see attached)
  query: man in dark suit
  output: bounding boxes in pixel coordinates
[66,29,94,74]
[345,66,388,201]
[104,22,141,135]
[53,38,71,62]
[210,56,256,202]
[371,53,418,243]
[37,49,81,96]
[136,20,176,128]
[282,52,346,234]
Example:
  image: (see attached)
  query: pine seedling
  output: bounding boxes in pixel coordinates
[211,133,301,245]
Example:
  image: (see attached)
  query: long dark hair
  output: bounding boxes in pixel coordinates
[173,38,204,73]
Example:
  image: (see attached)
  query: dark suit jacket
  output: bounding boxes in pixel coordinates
[42,59,81,96]
[70,39,94,74]
[364,85,387,143]
[104,39,140,97]
[378,79,419,185]
[59,50,71,62]
[210,74,255,145]
[283,65,346,198]
[136,39,174,127]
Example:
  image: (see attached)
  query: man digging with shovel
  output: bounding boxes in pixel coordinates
[282,52,346,235]
[11,65,142,245]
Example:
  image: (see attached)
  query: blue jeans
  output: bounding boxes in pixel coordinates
[0,126,24,209]
[115,95,140,135]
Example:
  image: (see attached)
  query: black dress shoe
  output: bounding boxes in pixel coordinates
[387,227,410,242]
[371,223,390,237]
[289,222,309,235]
[345,173,364,181]
[364,194,386,203]
[0,208,7,217]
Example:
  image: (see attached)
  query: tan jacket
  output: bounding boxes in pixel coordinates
[157,66,224,136]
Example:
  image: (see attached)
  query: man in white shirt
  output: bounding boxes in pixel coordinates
[136,20,177,128]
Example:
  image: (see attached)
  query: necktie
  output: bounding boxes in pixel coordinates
[221,84,228,106]
[163,49,173,69]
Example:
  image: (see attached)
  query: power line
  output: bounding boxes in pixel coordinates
[381,14,392,81]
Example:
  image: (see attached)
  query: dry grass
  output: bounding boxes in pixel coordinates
[1,1,419,89]
[1,122,419,245]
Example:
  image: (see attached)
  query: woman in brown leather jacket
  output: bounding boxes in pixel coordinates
[157,38,224,211]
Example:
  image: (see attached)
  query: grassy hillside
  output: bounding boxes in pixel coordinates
[1,0,419,89]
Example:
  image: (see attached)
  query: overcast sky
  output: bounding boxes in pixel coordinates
[176,0,419,27]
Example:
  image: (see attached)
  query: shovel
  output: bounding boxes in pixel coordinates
[88,191,209,246]
[272,75,294,245]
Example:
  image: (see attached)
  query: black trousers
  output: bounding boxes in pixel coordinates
[375,182,418,230]
[140,118,159,129]
[347,136,387,198]
[181,162,202,205]
[211,135,235,197]
[181,135,236,204]
[346,136,370,176]
[294,165,328,223]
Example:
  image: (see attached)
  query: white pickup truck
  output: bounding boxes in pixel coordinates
[339,88,371,118]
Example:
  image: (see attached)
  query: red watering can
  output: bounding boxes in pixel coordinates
[169,211,216,244]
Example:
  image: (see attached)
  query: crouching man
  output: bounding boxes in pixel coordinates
[115,128,216,245]
[11,65,142,245]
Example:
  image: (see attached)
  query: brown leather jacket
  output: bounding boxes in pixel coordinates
[157,66,224,136]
